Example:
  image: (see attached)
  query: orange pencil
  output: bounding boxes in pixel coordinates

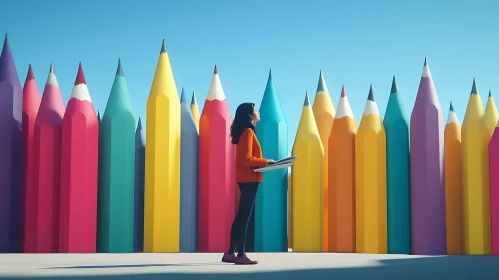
[328,85,357,252]
[444,102,463,254]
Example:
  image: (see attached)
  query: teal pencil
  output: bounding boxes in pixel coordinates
[97,59,136,252]
[382,76,411,254]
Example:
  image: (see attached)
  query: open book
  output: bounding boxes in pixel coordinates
[272,156,296,165]
[253,156,297,172]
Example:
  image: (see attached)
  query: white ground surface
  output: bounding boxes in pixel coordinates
[0,252,498,279]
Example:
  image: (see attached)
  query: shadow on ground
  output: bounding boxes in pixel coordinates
[43,262,226,269]
[2,255,499,280]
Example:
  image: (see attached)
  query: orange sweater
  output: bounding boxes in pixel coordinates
[236,128,268,183]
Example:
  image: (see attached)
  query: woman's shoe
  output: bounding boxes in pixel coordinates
[234,254,258,265]
[221,253,237,263]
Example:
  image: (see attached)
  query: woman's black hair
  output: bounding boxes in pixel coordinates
[230,102,256,144]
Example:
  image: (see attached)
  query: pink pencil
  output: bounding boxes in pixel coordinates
[198,66,236,252]
[59,63,99,253]
[27,65,65,252]
[489,122,499,255]
[21,65,40,252]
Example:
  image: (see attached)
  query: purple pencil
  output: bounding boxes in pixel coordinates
[409,58,446,255]
[0,34,23,253]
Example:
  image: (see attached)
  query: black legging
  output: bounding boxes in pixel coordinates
[227,182,259,256]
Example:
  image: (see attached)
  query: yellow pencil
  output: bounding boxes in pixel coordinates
[312,71,335,252]
[462,79,492,255]
[144,40,181,252]
[355,85,387,254]
[292,91,324,252]
[485,91,499,133]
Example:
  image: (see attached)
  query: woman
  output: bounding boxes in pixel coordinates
[222,102,276,265]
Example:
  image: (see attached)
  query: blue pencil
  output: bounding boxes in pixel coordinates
[180,88,199,252]
[133,118,145,252]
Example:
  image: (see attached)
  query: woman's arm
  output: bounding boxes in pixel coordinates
[239,129,268,167]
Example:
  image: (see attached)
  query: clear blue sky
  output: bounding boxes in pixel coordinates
[1,0,498,155]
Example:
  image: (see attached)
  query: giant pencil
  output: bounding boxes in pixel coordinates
[462,79,492,255]
[255,70,288,252]
[59,63,99,253]
[355,86,387,254]
[410,58,446,255]
[198,66,235,252]
[312,71,335,252]
[134,118,145,252]
[489,120,499,256]
[21,65,40,251]
[97,107,102,247]
[288,174,292,249]
[144,41,181,252]
[26,65,65,253]
[485,91,499,134]
[180,88,199,252]
[383,77,411,254]
[97,59,135,253]
[0,34,22,253]
[190,91,200,133]
[328,85,357,253]
[291,91,323,252]
[444,102,463,255]
[97,107,102,249]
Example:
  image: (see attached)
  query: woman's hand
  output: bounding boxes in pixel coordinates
[266,159,276,165]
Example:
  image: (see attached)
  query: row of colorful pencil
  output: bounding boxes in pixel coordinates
[1,34,498,255]
[289,59,499,256]
[1,34,99,253]
[0,36,247,254]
